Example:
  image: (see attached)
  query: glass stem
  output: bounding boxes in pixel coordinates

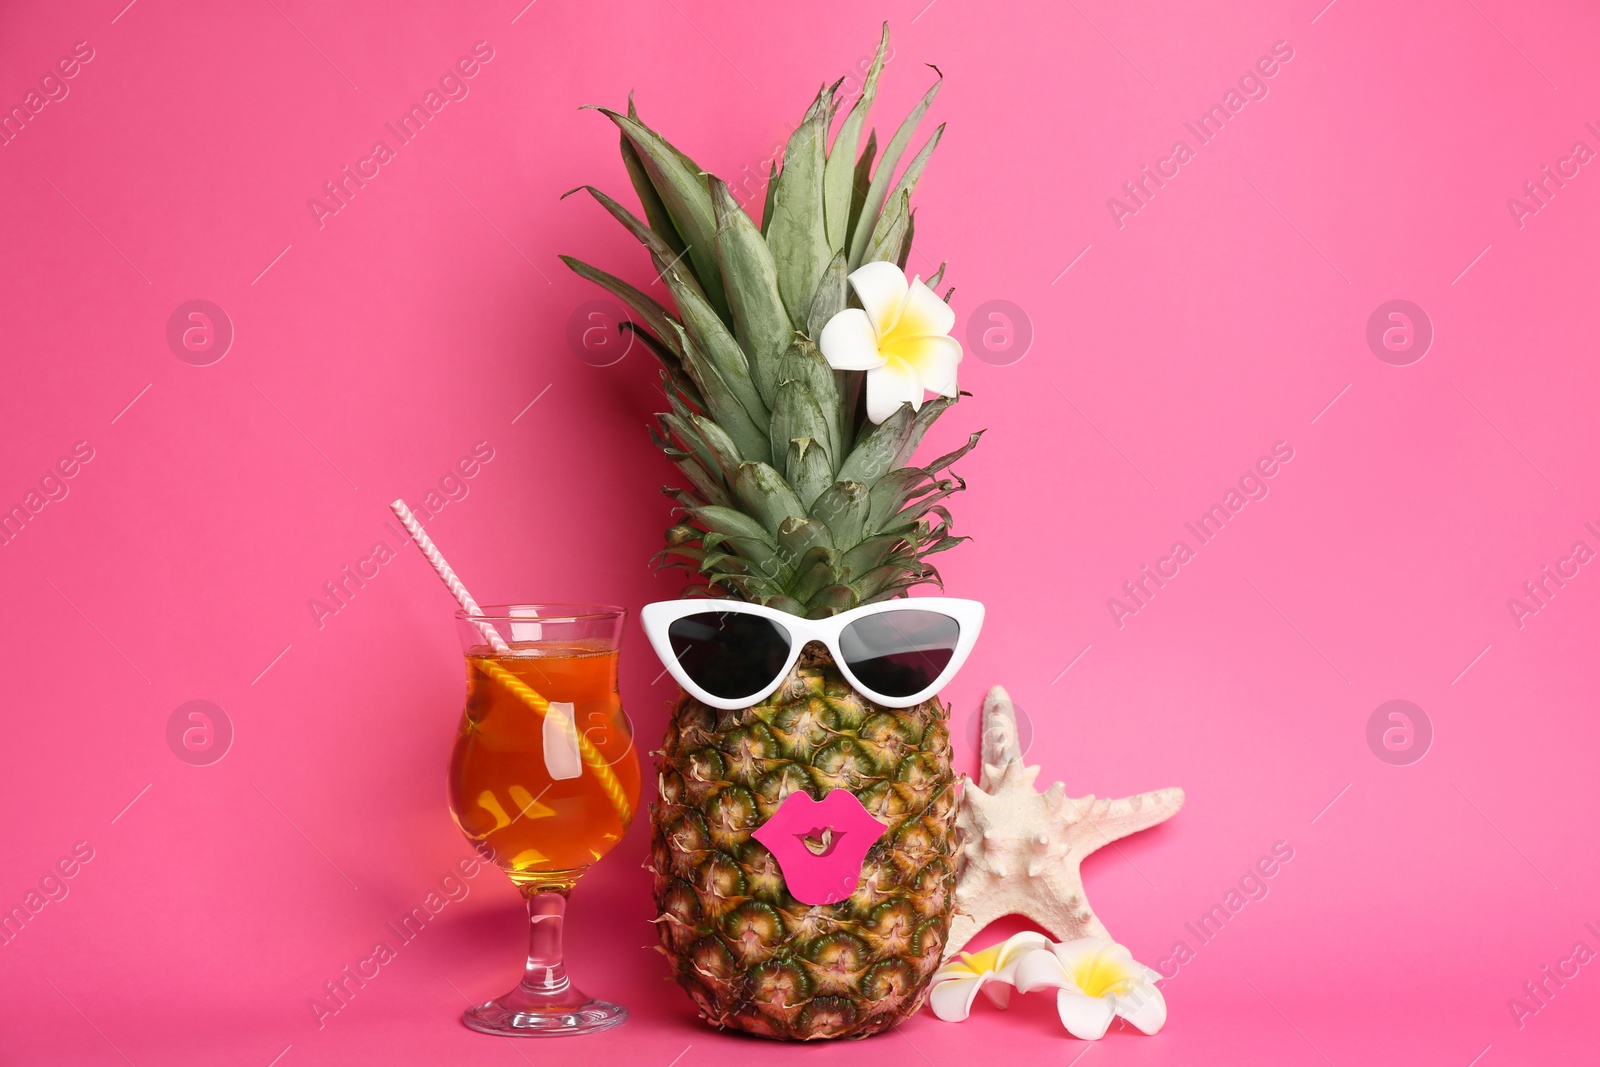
[520,890,571,998]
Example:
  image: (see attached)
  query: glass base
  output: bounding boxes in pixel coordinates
[462,986,628,1037]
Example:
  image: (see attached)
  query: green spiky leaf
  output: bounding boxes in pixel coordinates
[785,437,833,509]
[875,122,943,251]
[845,129,878,252]
[809,480,870,547]
[686,413,745,471]
[711,177,791,408]
[619,97,686,261]
[760,159,779,237]
[765,90,832,326]
[863,188,911,266]
[666,320,771,464]
[731,462,808,540]
[658,259,767,426]
[777,338,842,464]
[805,252,848,342]
[847,77,942,268]
[559,256,681,357]
[596,107,728,317]
[767,377,830,473]
[836,396,955,484]
[824,24,890,253]
[564,185,704,303]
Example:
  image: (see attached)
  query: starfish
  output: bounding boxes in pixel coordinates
[945,686,1184,958]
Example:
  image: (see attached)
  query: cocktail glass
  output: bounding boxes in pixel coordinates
[448,603,639,1036]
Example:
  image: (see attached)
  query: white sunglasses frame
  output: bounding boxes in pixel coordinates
[640,597,985,710]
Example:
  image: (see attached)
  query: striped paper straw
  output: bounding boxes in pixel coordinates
[389,499,633,826]
[389,499,510,653]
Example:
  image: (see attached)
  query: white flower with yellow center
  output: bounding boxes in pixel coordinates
[817,261,962,424]
[1014,937,1167,1040]
[927,931,1049,1022]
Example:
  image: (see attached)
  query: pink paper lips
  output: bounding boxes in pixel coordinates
[752,789,888,905]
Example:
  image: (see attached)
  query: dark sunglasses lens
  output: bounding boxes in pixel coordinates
[839,610,960,698]
[666,612,792,702]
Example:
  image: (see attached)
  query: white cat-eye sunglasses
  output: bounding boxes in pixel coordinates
[640,597,984,710]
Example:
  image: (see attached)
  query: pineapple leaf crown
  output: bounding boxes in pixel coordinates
[562,24,979,618]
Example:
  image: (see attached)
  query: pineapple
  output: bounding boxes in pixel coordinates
[562,25,979,1040]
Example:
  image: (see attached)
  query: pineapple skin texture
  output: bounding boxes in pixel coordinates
[650,649,960,1039]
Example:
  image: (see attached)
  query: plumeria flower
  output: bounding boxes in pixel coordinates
[1014,937,1167,1040]
[817,261,962,424]
[927,931,1050,1021]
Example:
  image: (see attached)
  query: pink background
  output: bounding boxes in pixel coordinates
[3,0,1598,1063]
